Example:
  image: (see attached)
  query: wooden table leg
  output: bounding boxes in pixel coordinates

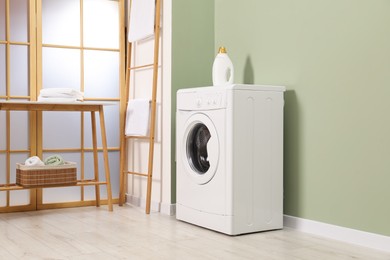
[98,106,113,211]
[91,111,101,207]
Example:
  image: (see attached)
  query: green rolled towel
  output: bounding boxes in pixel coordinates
[44,155,65,166]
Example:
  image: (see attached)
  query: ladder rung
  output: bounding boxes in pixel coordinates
[127,171,149,177]
[129,63,155,71]
[76,180,107,186]
[125,135,150,140]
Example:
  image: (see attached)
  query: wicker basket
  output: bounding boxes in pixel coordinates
[16,162,77,188]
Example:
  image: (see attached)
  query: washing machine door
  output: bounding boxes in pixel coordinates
[182,113,219,185]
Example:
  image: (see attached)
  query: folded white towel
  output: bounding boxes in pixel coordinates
[39,88,84,100]
[128,0,155,42]
[37,96,79,103]
[25,156,45,166]
[125,99,150,136]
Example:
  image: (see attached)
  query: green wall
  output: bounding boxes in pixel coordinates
[171,0,215,202]
[214,0,390,236]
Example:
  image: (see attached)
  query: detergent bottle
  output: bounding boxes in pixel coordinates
[212,46,234,86]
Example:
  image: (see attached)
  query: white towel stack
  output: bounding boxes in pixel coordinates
[125,99,150,136]
[38,88,84,102]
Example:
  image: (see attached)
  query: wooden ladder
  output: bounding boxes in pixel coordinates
[119,0,162,214]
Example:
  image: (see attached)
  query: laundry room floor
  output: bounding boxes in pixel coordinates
[0,205,389,259]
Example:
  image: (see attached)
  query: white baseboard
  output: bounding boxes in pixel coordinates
[161,202,176,216]
[284,215,390,253]
[125,194,176,215]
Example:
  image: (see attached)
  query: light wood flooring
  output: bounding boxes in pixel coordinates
[0,205,389,259]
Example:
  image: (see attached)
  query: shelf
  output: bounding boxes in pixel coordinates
[0,180,108,191]
[0,101,113,211]
[0,184,25,191]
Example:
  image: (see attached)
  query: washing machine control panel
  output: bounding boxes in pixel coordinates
[195,93,225,110]
[178,91,226,110]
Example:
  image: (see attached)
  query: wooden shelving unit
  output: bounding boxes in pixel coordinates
[0,101,114,211]
[119,0,162,214]
[1,0,125,213]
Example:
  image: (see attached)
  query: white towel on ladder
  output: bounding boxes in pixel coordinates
[125,99,150,136]
[128,0,155,42]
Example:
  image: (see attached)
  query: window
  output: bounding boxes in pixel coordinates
[0,0,125,212]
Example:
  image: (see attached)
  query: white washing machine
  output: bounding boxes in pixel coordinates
[176,84,285,235]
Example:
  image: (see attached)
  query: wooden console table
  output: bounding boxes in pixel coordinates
[0,101,113,211]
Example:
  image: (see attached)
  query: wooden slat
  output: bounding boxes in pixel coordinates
[118,0,127,207]
[3,10,10,205]
[36,0,42,98]
[6,109,10,206]
[5,0,10,100]
[119,21,133,206]
[2,95,32,100]
[42,147,120,152]
[28,0,37,102]
[36,198,119,211]
[0,149,30,153]
[129,63,154,71]
[127,171,149,177]
[4,41,30,46]
[41,43,120,52]
[144,0,162,214]
[125,135,150,140]
[76,180,108,186]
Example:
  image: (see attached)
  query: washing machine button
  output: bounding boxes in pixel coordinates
[196,98,202,107]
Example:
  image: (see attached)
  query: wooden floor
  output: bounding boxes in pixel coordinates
[0,205,389,260]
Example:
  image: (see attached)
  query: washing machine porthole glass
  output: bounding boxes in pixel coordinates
[186,123,211,174]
